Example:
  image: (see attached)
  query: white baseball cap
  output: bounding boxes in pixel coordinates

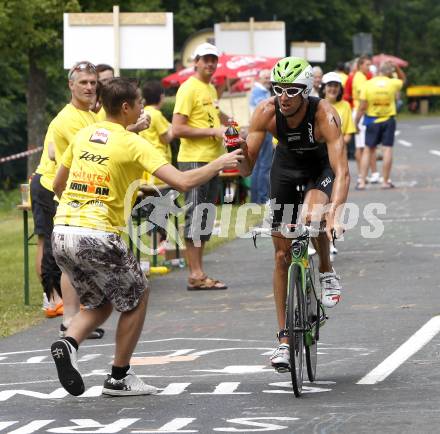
[192,42,220,59]
[322,71,342,85]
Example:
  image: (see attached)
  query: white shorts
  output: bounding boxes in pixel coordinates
[353,109,366,149]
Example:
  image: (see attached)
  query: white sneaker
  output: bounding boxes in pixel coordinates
[308,245,316,256]
[51,339,84,396]
[270,343,290,371]
[368,172,380,184]
[319,269,342,308]
[102,368,158,396]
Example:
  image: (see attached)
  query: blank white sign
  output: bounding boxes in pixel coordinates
[63,12,174,69]
[214,22,286,57]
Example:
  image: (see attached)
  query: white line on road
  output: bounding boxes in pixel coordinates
[357,316,440,385]
[429,150,440,157]
[395,130,400,136]
[420,124,440,130]
[398,139,412,147]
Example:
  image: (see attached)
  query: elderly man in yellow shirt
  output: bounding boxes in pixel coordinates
[355,62,406,189]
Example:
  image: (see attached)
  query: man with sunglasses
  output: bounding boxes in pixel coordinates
[239,57,350,371]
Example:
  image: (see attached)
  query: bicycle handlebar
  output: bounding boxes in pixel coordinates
[251,224,338,247]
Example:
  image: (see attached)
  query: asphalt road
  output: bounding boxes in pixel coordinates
[1,117,440,433]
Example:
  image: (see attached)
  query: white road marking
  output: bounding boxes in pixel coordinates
[192,382,251,395]
[429,150,440,157]
[159,383,191,395]
[357,316,440,385]
[0,422,17,431]
[77,354,101,362]
[0,338,265,357]
[195,365,268,374]
[420,124,440,130]
[394,130,400,136]
[7,420,54,434]
[25,356,47,363]
[133,418,197,433]
[398,139,412,147]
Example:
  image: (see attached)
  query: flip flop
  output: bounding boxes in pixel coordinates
[187,275,228,291]
[381,181,395,189]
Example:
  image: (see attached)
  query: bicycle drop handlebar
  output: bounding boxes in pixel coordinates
[251,224,337,247]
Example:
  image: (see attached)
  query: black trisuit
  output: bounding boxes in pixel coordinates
[270,96,335,227]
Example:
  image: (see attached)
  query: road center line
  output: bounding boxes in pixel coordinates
[420,124,440,130]
[398,139,412,147]
[429,150,440,157]
[357,316,440,385]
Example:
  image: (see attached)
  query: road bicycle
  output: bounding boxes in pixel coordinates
[253,224,330,397]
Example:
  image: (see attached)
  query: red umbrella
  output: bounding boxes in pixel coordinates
[162,54,279,88]
[372,53,409,68]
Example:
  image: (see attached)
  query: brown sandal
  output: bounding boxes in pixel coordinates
[187,275,228,291]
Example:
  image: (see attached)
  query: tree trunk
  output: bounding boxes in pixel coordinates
[26,54,47,178]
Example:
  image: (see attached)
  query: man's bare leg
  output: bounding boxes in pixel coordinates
[114,290,149,367]
[382,146,393,185]
[66,302,113,344]
[61,272,80,328]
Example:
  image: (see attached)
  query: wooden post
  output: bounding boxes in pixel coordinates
[113,5,120,77]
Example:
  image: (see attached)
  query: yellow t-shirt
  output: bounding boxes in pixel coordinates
[54,121,169,234]
[51,103,97,168]
[337,71,348,88]
[139,105,172,186]
[35,123,57,192]
[360,76,403,122]
[332,100,356,135]
[174,76,223,163]
[95,106,106,122]
[352,71,368,109]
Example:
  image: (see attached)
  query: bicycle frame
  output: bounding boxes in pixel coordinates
[286,229,326,345]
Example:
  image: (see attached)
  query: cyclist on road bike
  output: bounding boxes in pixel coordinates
[239,57,350,370]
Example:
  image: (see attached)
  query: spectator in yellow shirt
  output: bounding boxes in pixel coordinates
[355,62,406,189]
[50,77,243,397]
[320,72,356,147]
[172,43,231,291]
[352,55,379,185]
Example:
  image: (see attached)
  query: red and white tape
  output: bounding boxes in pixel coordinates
[0,147,43,164]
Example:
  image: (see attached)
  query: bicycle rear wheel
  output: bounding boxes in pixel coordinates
[287,264,305,397]
[305,261,319,381]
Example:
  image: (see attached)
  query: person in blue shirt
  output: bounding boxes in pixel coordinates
[249,69,273,204]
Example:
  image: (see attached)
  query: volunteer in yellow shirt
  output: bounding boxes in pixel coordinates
[355,62,406,190]
[140,80,174,186]
[320,72,356,146]
[49,61,103,338]
[351,55,379,186]
[50,77,243,397]
[30,123,62,316]
[172,42,231,291]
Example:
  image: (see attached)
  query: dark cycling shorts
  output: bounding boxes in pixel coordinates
[269,166,334,228]
[30,174,56,237]
[365,117,396,148]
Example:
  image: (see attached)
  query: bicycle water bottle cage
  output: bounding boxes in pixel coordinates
[277,329,289,340]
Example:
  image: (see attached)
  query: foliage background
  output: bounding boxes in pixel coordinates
[0,0,439,186]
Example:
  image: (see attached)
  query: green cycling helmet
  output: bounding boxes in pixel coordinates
[271,57,313,98]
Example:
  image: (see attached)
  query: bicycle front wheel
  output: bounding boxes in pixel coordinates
[287,264,305,397]
[305,265,319,382]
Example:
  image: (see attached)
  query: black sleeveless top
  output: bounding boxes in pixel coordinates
[274,96,331,178]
